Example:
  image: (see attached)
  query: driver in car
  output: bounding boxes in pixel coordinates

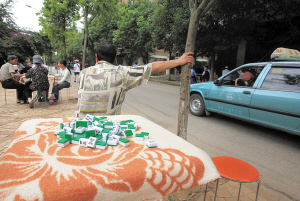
[241,69,254,81]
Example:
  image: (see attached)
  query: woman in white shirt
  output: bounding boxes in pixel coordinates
[48,59,71,105]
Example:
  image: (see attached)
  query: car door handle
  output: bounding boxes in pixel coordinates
[243,91,251,94]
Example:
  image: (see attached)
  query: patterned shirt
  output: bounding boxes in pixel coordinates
[25,65,50,91]
[75,61,152,117]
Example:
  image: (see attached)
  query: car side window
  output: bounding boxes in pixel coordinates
[221,70,239,86]
[221,66,263,87]
[261,67,300,92]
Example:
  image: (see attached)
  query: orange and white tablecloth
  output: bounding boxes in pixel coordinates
[0,115,220,201]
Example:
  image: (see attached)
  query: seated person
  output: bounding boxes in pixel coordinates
[23,55,50,108]
[48,59,71,105]
[17,63,25,74]
[0,55,26,104]
[241,69,254,81]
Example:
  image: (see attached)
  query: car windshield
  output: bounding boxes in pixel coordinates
[261,67,300,92]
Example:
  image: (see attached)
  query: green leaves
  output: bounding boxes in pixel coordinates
[151,0,190,55]
[113,0,155,62]
[0,0,53,62]
[39,0,80,58]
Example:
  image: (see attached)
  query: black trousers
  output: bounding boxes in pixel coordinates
[1,79,26,101]
[23,86,49,100]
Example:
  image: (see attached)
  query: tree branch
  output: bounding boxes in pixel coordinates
[199,0,217,18]
[196,0,209,14]
[189,0,196,11]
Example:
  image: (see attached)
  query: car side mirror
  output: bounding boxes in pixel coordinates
[214,80,221,86]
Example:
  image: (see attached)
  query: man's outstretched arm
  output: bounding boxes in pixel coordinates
[151,52,194,73]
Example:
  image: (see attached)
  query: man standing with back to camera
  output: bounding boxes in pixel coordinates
[75,42,194,117]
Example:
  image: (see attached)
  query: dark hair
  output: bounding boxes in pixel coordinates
[60,59,72,75]
[95,42,116,64]
[60,59,67,67]
[7,55,17,62]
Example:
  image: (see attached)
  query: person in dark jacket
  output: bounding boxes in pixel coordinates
[202,66,210,82]
[23,55,50,108]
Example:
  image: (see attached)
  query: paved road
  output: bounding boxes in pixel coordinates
[122,81,300,200]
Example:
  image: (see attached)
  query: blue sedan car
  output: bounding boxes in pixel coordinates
[189,48,300,136]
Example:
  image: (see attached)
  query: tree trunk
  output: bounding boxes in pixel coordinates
[63,35,66,60]
[146,53,148,64]
[210,50,215,81]
[56,49,59,73]
[168,51,172,81]
[82,5,89,70]
[177,10,199,140]
[90,42,96,66]
[63,18,66,59]
[177,0,216,140]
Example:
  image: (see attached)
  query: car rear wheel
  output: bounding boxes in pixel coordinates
[190,94,205,116]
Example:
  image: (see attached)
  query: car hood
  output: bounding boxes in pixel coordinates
[190,81,214,92]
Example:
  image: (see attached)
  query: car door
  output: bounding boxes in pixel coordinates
[207,65,263,120]
[250,64,300,134]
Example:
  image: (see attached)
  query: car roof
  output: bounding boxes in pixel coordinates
[238,61,300,68]
[237,62,269,68]
[271,61,300,67]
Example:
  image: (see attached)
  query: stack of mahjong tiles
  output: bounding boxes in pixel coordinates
[54,114,149,149]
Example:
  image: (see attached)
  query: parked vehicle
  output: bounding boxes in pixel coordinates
[190,48,300,136]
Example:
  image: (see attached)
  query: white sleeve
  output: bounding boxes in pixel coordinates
[57,70,70,84]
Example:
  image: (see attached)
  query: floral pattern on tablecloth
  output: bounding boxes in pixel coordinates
[0,119,206,201]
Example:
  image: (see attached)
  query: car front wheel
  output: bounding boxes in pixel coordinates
[189,94,205,116]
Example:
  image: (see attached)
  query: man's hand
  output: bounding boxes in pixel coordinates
[177,52,194,66]
[53,82,58,86]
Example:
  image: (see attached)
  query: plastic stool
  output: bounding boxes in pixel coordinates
[31,90,49,106]
[59,87,70,103]
[4,88,17,105]
[207,156,260,201]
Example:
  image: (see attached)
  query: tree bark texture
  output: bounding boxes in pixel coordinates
[82,5,89,70]
[177,0,216,140]
[63,18,66,59]
[177,9,198,140]
[168,51,172,81]
[210,51,215,81]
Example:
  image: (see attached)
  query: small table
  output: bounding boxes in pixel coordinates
[0,115,220,201]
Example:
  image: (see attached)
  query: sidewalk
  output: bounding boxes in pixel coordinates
[150,74,181,86]
[0,75,292,201]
